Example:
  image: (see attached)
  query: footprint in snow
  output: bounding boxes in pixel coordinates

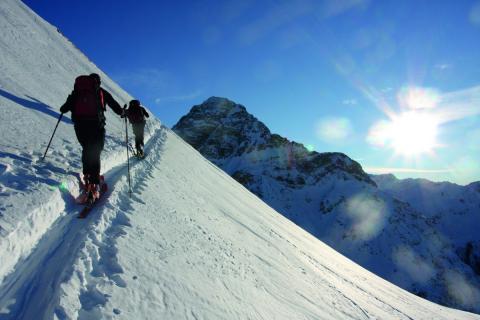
[0,164,10,175]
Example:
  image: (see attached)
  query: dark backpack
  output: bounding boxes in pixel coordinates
[73,75,104,120]
[128,106,144,124]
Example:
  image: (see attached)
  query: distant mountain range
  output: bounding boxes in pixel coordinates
[173,96,480,314]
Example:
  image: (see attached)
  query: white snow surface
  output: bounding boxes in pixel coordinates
[0,0,479,319]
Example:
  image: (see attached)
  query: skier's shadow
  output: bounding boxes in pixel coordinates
[0,88,72,124]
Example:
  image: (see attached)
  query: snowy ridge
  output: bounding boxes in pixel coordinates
[1,0,479,318]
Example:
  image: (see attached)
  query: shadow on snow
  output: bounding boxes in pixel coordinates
[0,88,72,124]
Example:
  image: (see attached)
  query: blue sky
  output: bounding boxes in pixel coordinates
[23,0,480,185]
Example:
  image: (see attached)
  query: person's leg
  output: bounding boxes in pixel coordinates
[74,124,89,181]
[75,123,104,185]
[139,123,145,149]
[89,126,105,184]
[135,136,141,152]
[133,124,143,153]
[84,141,97,183]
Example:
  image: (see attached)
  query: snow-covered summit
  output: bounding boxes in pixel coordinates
[174,96,374,187]
[201,96,245,112]
[1,0,479,318]
[174,96,480,314]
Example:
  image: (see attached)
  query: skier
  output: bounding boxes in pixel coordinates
[126,99,149,157]
[60,73,124,200]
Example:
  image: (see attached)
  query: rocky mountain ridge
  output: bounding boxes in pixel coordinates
[174,97,374,189]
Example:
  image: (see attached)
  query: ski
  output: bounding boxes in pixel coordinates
[76,175,108,218]
[134,152,145,159]
[127,143,145,159]
[77,182,107,218]
[78,197,96,219]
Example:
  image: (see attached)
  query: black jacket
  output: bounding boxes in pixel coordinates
[127,105,149,124]
[60,88,123,124]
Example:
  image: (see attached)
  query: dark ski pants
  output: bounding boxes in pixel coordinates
[132,122,145,151]
[74,121,105,184]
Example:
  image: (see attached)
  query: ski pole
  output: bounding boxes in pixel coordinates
[124,113,132,194]
[42,113,63,161]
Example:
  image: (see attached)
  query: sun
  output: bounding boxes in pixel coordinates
[389,111,439,156]
[367,86,442,158]
[368,111,440,157]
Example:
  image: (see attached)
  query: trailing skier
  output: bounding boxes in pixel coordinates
[60,73,125,203]
[126,99,149,157]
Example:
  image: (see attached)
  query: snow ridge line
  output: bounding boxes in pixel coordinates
[0,125,165,320]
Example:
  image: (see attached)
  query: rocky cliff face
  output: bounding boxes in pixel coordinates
[173,96,480,314]
[174,97,374,189]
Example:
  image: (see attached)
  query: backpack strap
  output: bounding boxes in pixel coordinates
[99,90,106,111]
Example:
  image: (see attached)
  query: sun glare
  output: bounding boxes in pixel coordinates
[367,86,442,158]
[389,111,439,156]
[398,86,440,110]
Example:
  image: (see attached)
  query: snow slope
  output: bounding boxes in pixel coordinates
[0,0,479,319]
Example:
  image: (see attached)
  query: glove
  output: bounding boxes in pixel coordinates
[121,107,127,118]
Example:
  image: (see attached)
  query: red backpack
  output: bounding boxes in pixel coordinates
[73,75,104,119]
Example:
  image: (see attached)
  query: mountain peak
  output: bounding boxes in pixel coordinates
[203,96,233,105]
[174,97,374,188]
[195,96,246,114]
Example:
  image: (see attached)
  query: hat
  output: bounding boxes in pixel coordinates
[129,99,141,107]
[89,73,101,84]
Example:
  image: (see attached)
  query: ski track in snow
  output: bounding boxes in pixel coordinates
[0,126,166,320]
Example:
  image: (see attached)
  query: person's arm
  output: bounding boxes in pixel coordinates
[60,92,75,113]
[142,107,150,118]
[101,88,123,116]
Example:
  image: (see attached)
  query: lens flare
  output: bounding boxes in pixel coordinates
[392,246,435,283]
[49,181,69,192]
[305,144,315,152]
[59,181,69,192]
[445,270,480,308]
[315,117,353,143]
[345,193,387,241]
[398,86,440,110]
